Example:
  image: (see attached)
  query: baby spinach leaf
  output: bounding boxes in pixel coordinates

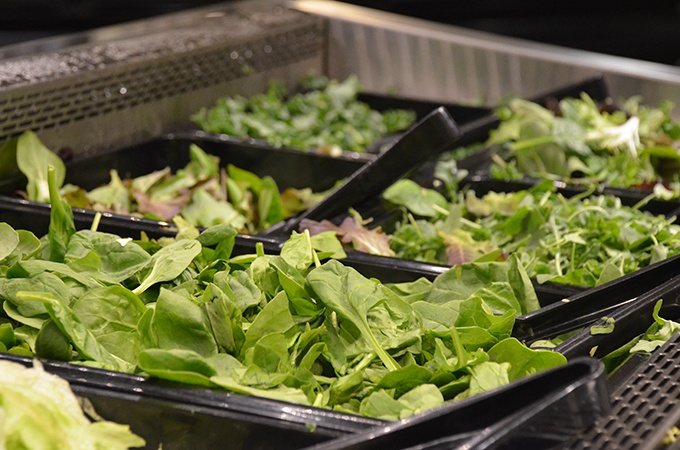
[241,291,297,355]
[454,297,515,349]
[47,165,75,263]
[308,260,401,372]
[487,337,567,380]
[133,239,201,295]
[270,256,312,302]
[465,361,511,398]
[151,288,217,358]
[281,230,316,271]
[65,231,150,283]
[71,286,145,366]
[211,374,310,405]
[35,319,72,362]
[197,224,237,260]
[202,283,245,355]
[0,223,19,263]
[359,390,405,421]
[243,332,290,374]
[214,270,263,313]
[427,259,527,315]
[377,364,433,397]
[383,179,449,217]
[137,348,218,387]
[1,273,73,321]
[2,230,41,267]
[16,131,65,203]
[310,231,346,260]
[16,291,127,371]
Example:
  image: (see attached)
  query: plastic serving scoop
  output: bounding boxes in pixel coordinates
[271,106,461,235]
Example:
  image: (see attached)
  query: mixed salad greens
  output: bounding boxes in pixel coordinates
[15,131,325,234]
[0,359,145,449]
[191,74,417,155]
[599,300,680,375]
[0,165,565,420]
[301,179,680,288]
[480,94,680,194]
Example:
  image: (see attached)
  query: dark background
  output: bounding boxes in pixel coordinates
[2,0,680,66]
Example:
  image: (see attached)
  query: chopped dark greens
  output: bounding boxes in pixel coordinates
[191,74,417,155]
[0,167,565,420]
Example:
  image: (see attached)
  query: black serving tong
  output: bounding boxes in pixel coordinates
[301,358,609,450]
[265,106,461,237]
[513,252,680,344]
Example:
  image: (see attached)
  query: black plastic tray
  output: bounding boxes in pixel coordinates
[0,353,380,450]
[554,285,680,450]
[301,358,609,450]
[555,275,680,362]
[188,92,490,160]
[0,203,387,448]
[0,197,606,449]
[0,132,367,194]
[288,168,680,309]
[0,133,367,237]
[566,334,680,450]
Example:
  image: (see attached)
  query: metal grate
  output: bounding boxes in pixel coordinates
[565,333,680,449]
[0,2,324,156]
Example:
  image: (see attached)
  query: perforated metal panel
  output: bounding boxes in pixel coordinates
[0,1,324,157]
[566,334,680,450]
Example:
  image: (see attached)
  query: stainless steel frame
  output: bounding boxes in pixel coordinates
[2,0,680,158]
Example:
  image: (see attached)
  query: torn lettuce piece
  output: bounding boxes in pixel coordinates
[0,359,145,449]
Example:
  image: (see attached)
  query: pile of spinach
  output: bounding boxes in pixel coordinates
[0,166,564,420]
[479,94,680,194]
[15,131,324,233]
[302,179,680,288]
[191,74,417,155]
